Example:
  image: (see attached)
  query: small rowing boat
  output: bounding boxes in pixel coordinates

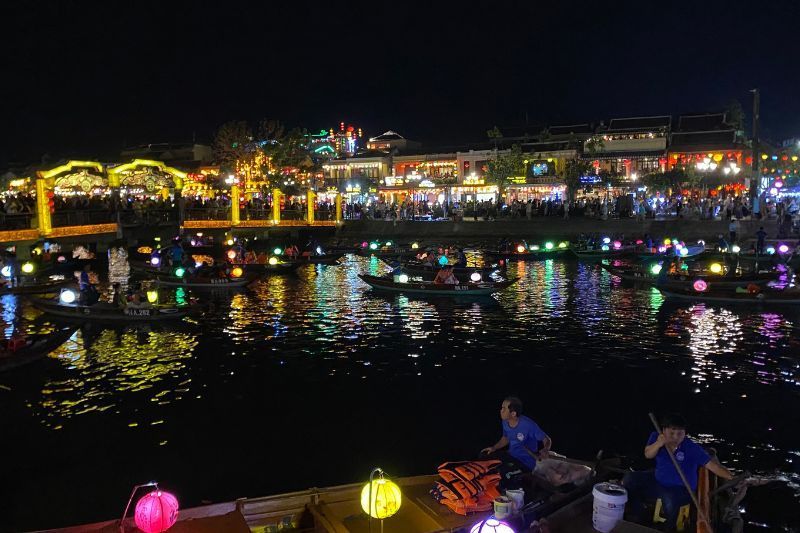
[398,260,503,282]
[227,262,303,273]
[153,273,260,288]
[293,253,344,265]
[601,264,777,288]
[571,245,636,260]
[659,286,800,304]
[636,243,706,260]
[482,248,569,260]
[0,326,77,373]
[358,274,517,296]
[30,297,191,321]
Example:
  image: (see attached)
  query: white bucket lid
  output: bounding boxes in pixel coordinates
[592,482,628,504]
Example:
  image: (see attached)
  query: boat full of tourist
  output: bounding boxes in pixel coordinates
[30,289,192,321]
[358,271,517,296]
[483,240,570,261]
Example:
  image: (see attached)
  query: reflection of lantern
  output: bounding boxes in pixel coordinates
[360,479,402,519]
[147,290,159,303]
[693,279,708,292]
[268,256,278,265]
[709,263,723,274]
[231,267,243,278]
[470,518,515,533]
[135,490,179,533]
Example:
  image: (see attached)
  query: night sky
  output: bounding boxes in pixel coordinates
[3,0,800,166]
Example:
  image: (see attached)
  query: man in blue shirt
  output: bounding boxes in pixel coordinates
[481,397,551,472]
[624,413,733,528]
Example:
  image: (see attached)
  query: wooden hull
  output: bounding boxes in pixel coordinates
[31,298,190,321]
[399,261,504,282]
[154,274,259,287]
[229,262,302,273]
[359,274,516,295]
[0,326,77,372]
[0,278,72,295]
[571,246,636,260]
[636,244,706,260]
[483,249,568,260]
[358,248,420,259]
[659,288,800,304]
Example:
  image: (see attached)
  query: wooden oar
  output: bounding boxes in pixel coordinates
[648,412,714,533]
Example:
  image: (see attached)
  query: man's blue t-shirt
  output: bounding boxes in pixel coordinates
[503,416,548,470]
[647,432,710,490]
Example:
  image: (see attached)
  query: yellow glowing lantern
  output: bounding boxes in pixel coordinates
[361,478,402,519]
[663,238,671,245]
[516,245,525,253]
[231,267,243,278]
[21,262,35,274]
[227,250,237,260]
[146,290,159,304]
[761,154,768,160]
[793,156,798,162]
[712,153,723,162]
[709,263,723,274]
[226,239,234,246]
[268,256,278,265]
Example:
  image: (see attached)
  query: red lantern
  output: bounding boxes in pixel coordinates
[134,490,179,533]
[47,190,55,199]
[745,156,753,165]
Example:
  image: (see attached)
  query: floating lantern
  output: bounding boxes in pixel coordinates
[635,239,643,245]
[226,239,234,246]
[679,247,689,256]
[362,241,368,248]
[469,517,515,533]
[558,242,568,249]
[411,242,419,249]
[516,245,525,253]
[602,237,611,244]
[658,246,667,253]
[470,272,482,282]
[147,290,159,304]
[268,256,278,265]
[360,478,402,519]
[151,257,161,266]
[273,247,282,255]
[612,241,622,250]
[545,242,554,250]
[174,267,185,278]
[731,245,741,253]
[693,279,708,292]
[1,265,12,277]
[134,490,179,533]
[650,264,662,275]
[231,267,243,278]
[398,274,409,283]
[21,262,34,274]
[59,289,77,304]
[779,244,790,254]
[227,250,237,260]
[370,243,378,250]
[438,255,449,266]
[601,245,610,251]
[57,255,66,263]
[766,246,776,255]
[709,263,723,274]
[674,243,683,251]
[385,241,392,246]
[664,238,671,245]
[530,245,540,251]
[190,239,197,246]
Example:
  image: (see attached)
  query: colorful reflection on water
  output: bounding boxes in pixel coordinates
[0,254,798,530]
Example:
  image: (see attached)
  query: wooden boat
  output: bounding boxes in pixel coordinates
[228,261,303,273]
[571,246,636,260]
[398,260,504,282]
[0,277,73,295]
[153,273,261,288]
[659,286,800,304]
[42,459,661,533]
[483,248,569,260]
[636,243,706,260]
[30,297,191,321]
[0,326,77,373]
[601,264,777,288]
[359,274,517,295]
[358,247,422,259]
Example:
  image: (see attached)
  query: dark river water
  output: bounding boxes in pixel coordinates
[1,255,799,531]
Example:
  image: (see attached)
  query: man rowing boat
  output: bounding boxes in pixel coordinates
[623,413,733,529]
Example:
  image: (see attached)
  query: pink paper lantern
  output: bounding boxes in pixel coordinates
[693,279,708,292]
[612,241,622,250]
[135,490,179,533]
[470,518,515,533]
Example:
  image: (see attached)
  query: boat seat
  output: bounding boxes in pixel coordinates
[652,499,690,531]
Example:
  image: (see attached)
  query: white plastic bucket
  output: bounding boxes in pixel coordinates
[592,482,627,532]
[505,489,524,514]
[493,496,511,519]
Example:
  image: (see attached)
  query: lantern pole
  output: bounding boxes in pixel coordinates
[367,467,383,533]
[119,481,158,532]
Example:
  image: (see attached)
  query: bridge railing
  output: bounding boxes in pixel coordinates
[51,210,116,227]
[0,213,34,230]
[118,209,176,226]
[185,207,231,221]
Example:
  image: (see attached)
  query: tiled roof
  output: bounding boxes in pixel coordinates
[606,116,671,132]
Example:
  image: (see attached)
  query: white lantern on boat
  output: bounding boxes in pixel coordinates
[398,274,409,283]
[60,289,77,304]
[470,272,482,282]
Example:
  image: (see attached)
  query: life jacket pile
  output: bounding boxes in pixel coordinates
[430,460,502,515]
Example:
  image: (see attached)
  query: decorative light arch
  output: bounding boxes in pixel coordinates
[107,159,187,189]
[37,161,108,193]
[37,160,105,180]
